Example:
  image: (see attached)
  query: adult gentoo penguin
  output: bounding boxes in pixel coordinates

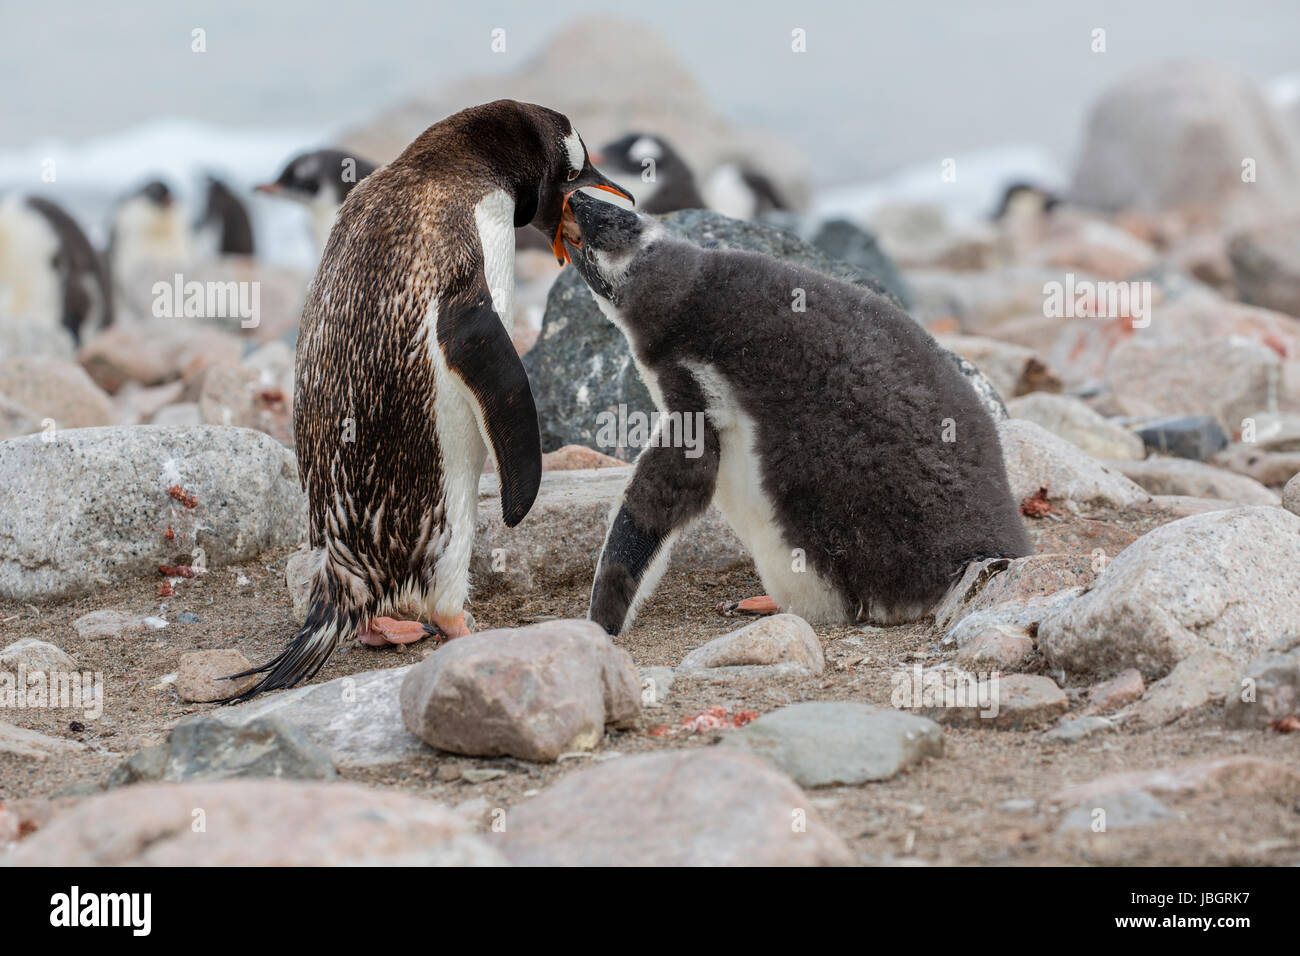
[229,100,632,699]
[594,133,706,213]
[257,148,378,251]
[0,194,113,344]
[559,193,1029,635]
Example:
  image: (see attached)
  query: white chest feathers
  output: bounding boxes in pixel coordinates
[682,360,847,622]
[473,188,516,331]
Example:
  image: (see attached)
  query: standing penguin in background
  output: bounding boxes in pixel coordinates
[108,180,193,302]
[594,133,706,214]
[229,100,632,699]
[560,193,1029,635]
[0,195,113,344]
[257,148,378,252]
[196,177,255,256]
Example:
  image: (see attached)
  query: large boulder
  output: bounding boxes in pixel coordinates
[8,780,504,865]
[0,425,306,602]
[1038,506,1300,680]
[497,748,854,866]
[1070,60,1300,224]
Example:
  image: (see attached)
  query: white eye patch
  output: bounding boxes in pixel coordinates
[295,157,320,180]
[563,130,585,173]
[628,136,662,163]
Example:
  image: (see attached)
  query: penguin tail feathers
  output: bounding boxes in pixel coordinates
[219,599,351,704]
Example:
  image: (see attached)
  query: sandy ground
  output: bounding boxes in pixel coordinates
[3,546,1299,867]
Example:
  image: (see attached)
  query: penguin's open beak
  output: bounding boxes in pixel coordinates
[254,183,281,195]
[551,166,634,265]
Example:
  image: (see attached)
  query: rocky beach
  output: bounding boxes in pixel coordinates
[4,18,1300,869]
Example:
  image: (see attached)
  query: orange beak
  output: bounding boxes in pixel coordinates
[254,183,281,195]
[551,182,634,265]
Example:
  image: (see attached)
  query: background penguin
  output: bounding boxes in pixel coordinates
[594,132,706,214]
[992,180,1061,222]
[257,147,378,252]
[108,179,193,306]
[195,176,255,256]
[560,192,1029,636]
[0,195,113,344]
[702,161,790,221]
[230,100,632,699]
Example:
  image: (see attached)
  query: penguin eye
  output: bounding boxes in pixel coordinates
[566,168,579,181]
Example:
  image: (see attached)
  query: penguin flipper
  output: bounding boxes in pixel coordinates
[436,283,542,527]
[589,374,720,635]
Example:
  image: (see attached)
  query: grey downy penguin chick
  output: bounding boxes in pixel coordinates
[560,192,1030,635]
[228,100,632,700]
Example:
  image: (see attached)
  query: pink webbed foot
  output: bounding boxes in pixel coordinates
[716,594,780,617]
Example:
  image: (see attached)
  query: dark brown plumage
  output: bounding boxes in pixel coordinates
[230,100,631,699]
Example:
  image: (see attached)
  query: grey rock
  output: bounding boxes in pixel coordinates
[400,620,640,762]
[1108,457,1279,505]
[461,768,507,784]
[1285,472,1300,518]
[72,608,159,639]
[1229,222,1300,318]
[472,468,747,597]
[0,638,76,672]
[9,779,505,865]
[945,592,1079,653]
[1043,715,1116,743]
[0,721,87,760]
[936,551,1094,635]
[109,716,336,786]
[0,425,306,602]
[1039,507,1300,680]
[1006,392,1145,461]
[0,393,39,441]
[213,665,423,769]
[953,623,1038,670]
[497,748,855,866]
[679,614,824,674]
[1133,414,1229,461]
[1127,650,1239,727]
[998,419,1150,513]
[721,701,943,787]
[0,315,75,361]
[0,357,114,429]
[1224,633,1300,729]
[925,672,1068,730]
[1057,790,1174,831]
[1106,336,1280,435]
[806,217,912,307]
